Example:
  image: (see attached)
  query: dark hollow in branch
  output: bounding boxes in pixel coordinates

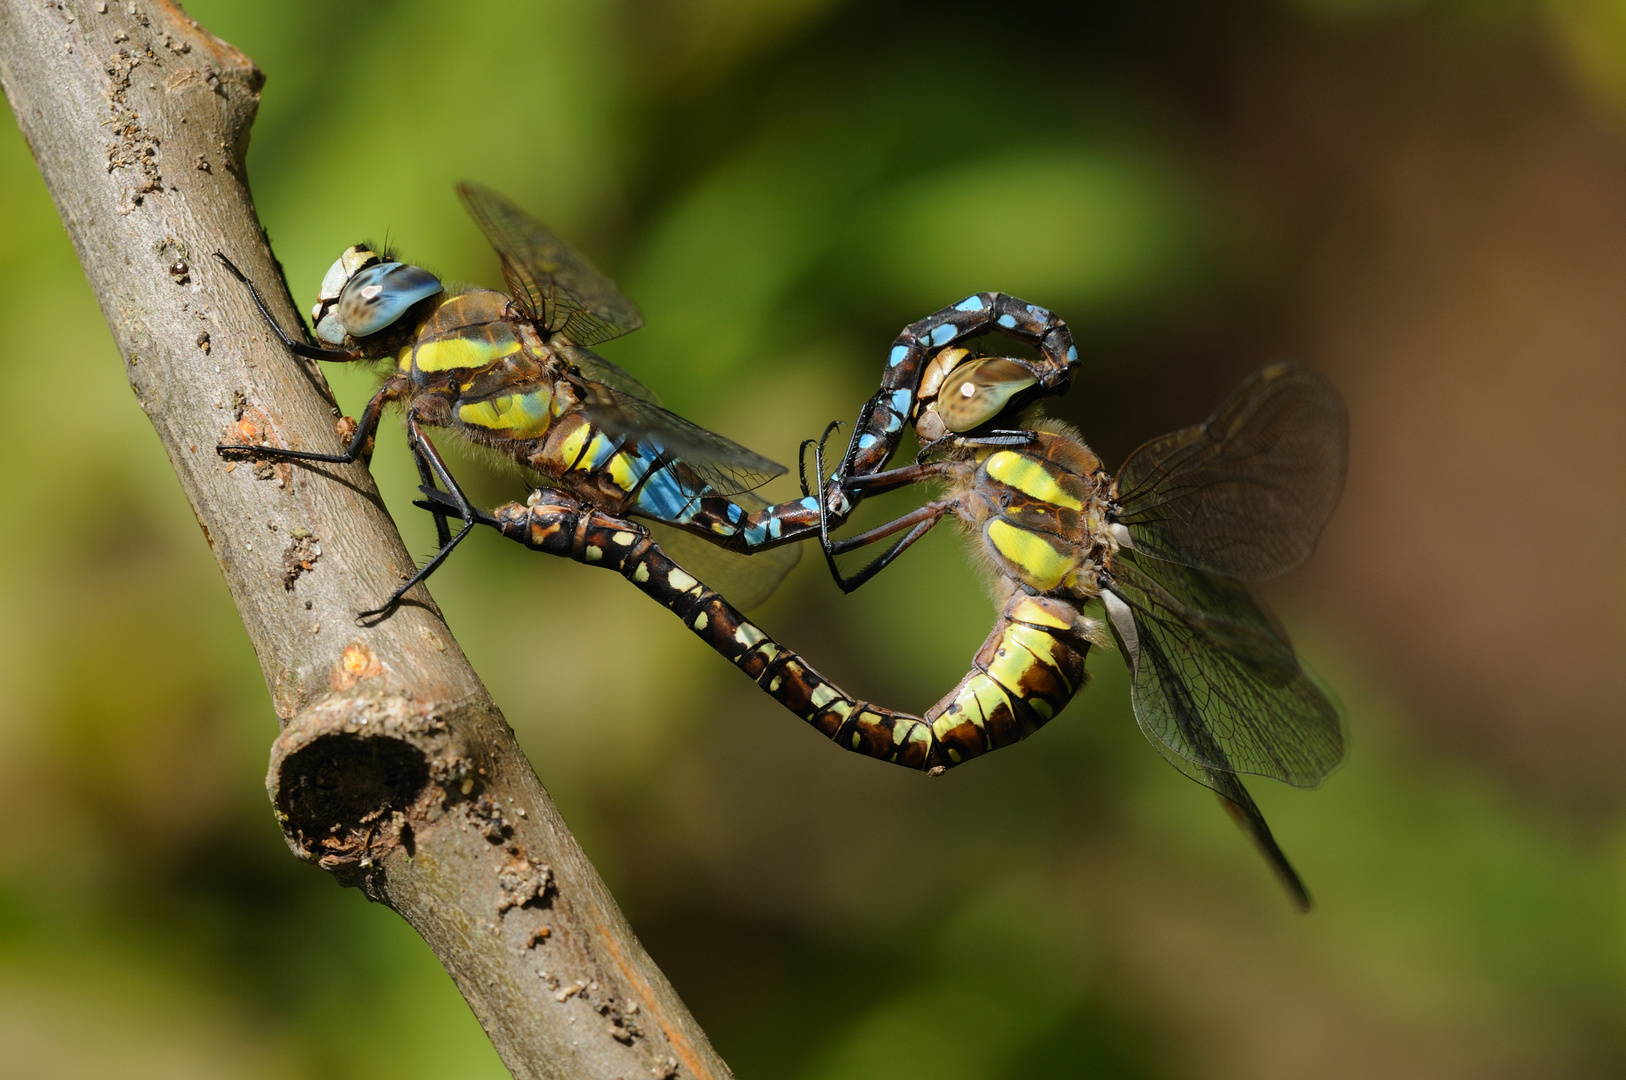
[0,3,730,1077]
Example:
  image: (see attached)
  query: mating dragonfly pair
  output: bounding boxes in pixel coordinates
[218,184,1347,909]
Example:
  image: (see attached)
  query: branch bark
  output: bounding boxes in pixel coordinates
[0,4,730,1077]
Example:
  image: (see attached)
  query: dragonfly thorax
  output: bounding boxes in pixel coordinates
[312,244,443,346]
[959,428,1111,598]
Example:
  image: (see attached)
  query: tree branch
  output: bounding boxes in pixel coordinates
[0,3,729,1077]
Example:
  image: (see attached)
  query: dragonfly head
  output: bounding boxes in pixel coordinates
[312,245,443,345]
[915,348,1041,441]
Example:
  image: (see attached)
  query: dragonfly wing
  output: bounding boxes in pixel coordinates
[1102,552,1344,790]
[1113,363,1348,582]
[1212,769,1313,911]
[554,342,660,405]
[581,384,787,498]
[457,182,645,347]
[648,501,802,610]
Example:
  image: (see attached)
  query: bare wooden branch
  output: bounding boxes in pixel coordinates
[0,3,730,1077]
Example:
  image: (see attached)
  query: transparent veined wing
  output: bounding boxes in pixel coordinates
[1113,363,1347,582]
[1101,551,1344,790]
[649,497,802,610]
[1210,766,1312,911]
[553,341,660,405]
[457,182,645,347]
[580,382,787,499]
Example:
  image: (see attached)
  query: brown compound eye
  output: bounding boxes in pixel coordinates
[934,358,1038,432]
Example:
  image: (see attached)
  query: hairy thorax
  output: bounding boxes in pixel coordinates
[952,424,1114,600]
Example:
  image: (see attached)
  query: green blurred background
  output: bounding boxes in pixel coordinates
[5,0,1626,1075]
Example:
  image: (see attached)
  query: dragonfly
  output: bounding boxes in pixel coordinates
[430,359,1347,907]
[216,183,819,615]
[217,185,1084,618]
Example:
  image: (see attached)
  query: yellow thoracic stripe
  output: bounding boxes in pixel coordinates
[457,388,553,436]
[983,450,1084,510]
[413,330,523,373]
[986,519,1076,591]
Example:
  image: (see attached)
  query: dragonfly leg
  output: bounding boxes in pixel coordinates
[411,440,455,550]
[217,381,397,465]
[798,420,844,498]
[213,252,362,362]
[357,417,477,623]
[811,431,954,593]
[817,500,954,594]
[837,460,952,494]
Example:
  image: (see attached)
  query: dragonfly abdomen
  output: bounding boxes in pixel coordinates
[488,492,1097,773]
[922,592,1097,765]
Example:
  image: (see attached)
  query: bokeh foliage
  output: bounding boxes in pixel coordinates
[3,0,1626,1076]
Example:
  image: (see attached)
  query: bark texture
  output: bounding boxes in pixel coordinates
[0,4,730,1078]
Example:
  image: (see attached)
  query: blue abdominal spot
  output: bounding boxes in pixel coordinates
[632,459,702,521]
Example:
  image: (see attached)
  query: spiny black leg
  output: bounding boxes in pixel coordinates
[357,420,477,623]
[813,426,841,574]
[797,438,818,498]
[411,442,454,549]
[838,397,878,478]
[815,419,845,478]
[813,432,950,593]
[839,459,951,495]
[413,486,499,529]
[820,501,951,594]
[213,252,360,362]
[914,433,957,464]
[217,382,394,465]
[798,421,843,495]
[815,419,858,520]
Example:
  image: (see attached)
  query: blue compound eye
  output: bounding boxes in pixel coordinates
[337,261,442,338]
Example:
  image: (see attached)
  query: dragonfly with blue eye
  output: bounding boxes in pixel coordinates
[214,182,1084,618]
[216,182,825,617]
[433,361,1349,909]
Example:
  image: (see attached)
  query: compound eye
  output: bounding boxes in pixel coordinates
[935,358,1039,432]
[337,262,442,338]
